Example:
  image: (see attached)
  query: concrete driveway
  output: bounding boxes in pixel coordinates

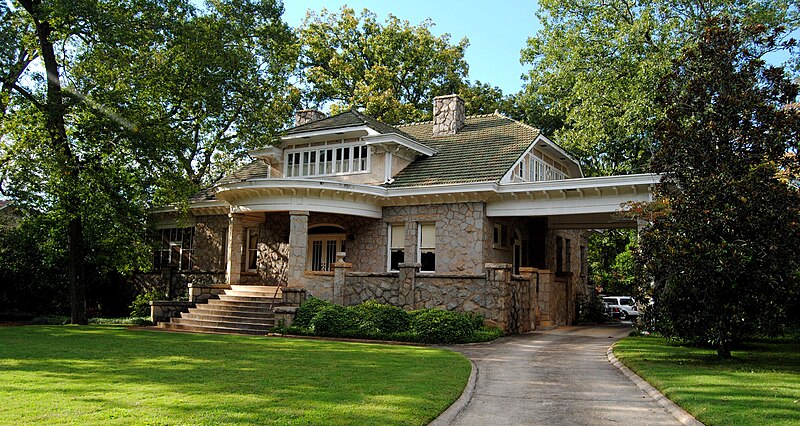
[440,324,682,426]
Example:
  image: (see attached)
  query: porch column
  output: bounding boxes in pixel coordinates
[287,210,309,288]
[226,213,244,285]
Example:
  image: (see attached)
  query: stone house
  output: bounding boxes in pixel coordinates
[146,95,655,333]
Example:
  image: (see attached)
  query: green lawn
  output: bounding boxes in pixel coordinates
[0,326,470,425]
[613,335,800,426]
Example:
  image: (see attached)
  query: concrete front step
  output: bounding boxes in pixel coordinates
[205,300,280,313]
[159,322,268,335]
[163,284,287,336]
[189,306,276,319]
[217,294,281,304]
[227,285,282,297]
[183,312,275,323]
[171,317,274,331]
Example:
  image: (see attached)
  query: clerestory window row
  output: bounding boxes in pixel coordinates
[285,142,369,178]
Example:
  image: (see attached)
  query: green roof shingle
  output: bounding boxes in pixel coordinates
[189,160,270,202]
[285,109,422,144]
[387,113,539,188]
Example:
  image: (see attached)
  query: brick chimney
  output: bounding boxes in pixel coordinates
[295,109,326,127]
[432,94,465,136]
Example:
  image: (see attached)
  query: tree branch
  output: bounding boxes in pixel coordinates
[0,76,44,109]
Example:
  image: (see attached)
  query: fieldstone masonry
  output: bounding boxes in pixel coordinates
[432,94,465,136]
[294,109,326,127]
[287,211,309,287]
[226,213,244,285]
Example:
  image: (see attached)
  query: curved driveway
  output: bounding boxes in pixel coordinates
[442,325,682,426]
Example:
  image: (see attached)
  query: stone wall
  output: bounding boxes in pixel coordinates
[333,263,532,332]
[301,272,335,301]
[383,202,486,274]
[193,215,228,271]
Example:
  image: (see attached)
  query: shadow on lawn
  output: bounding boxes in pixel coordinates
[0,326,467,425]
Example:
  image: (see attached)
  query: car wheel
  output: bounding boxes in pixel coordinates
[619,311,628,321]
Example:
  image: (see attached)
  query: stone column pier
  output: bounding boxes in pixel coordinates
[286,210,309,288]
[332,252,351,305]
[519,267,538,331]
[398,262,420,309]
[225,213,244,285]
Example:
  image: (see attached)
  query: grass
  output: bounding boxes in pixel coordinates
[0,325,471,425]
[613,335,800,426]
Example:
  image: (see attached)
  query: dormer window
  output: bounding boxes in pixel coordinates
[284,139,370,178]
[512,151,568,182]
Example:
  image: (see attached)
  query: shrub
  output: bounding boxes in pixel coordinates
[410,309,477,344]
[575,293,607,324]
[293,297,333,329]
[129,290,167,317]
[310,305,359,337]
[89,317,153,326]
[30,315,70,325]
[350,300,411,334]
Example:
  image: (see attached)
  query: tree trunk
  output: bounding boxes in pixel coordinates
[21,0,87,324]
[716,338,732,359]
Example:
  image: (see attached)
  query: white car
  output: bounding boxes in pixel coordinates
[602,296,639,321]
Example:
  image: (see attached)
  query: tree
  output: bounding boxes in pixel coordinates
[588,229,637,295]
[520,0,799,176]
[297,7,468,124]
[636,18,800,358]
[0,0,296,322]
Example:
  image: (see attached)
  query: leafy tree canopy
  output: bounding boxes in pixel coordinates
[520,0,799,176]
[635,17,800,358]
[0,0,296,321]
[297,6,469,124]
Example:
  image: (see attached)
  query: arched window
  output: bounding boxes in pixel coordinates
[307,224,346,272]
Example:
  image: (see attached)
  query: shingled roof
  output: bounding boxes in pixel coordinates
[387,113,540,188]
[189,110,547,201]
[285,109,422,143]
[189,160,270,202]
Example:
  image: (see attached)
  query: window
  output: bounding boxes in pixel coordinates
[512,152,568,182]
[307,225,346,272]
[245,228,259,271]
[285,141,369,178]
[565,238,572,272]
[388,224,405,272]
[418,223,435,273]
[556,236,563,272]
[153,227,194,270]
[493,224,508,247]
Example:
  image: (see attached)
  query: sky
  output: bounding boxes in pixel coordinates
[281,0,541,95]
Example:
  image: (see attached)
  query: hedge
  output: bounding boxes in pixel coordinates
[281,298,502,344]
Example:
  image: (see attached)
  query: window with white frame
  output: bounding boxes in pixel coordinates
[285,140,370,178]
[307,225,346,272]
[511,151,568,182]
[418,223,436,273]
[153,227,195,270]
[245,228,259,271]
[388,223,405,272]
[493,223,508,247]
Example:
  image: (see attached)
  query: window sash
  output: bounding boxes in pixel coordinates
[418,223,435,273]
[246,229,258,271]
[388,224,405,271]
[284,141,369,178]
[153,227,194,270]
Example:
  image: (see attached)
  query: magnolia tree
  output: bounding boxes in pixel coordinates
[636,18,800,358]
